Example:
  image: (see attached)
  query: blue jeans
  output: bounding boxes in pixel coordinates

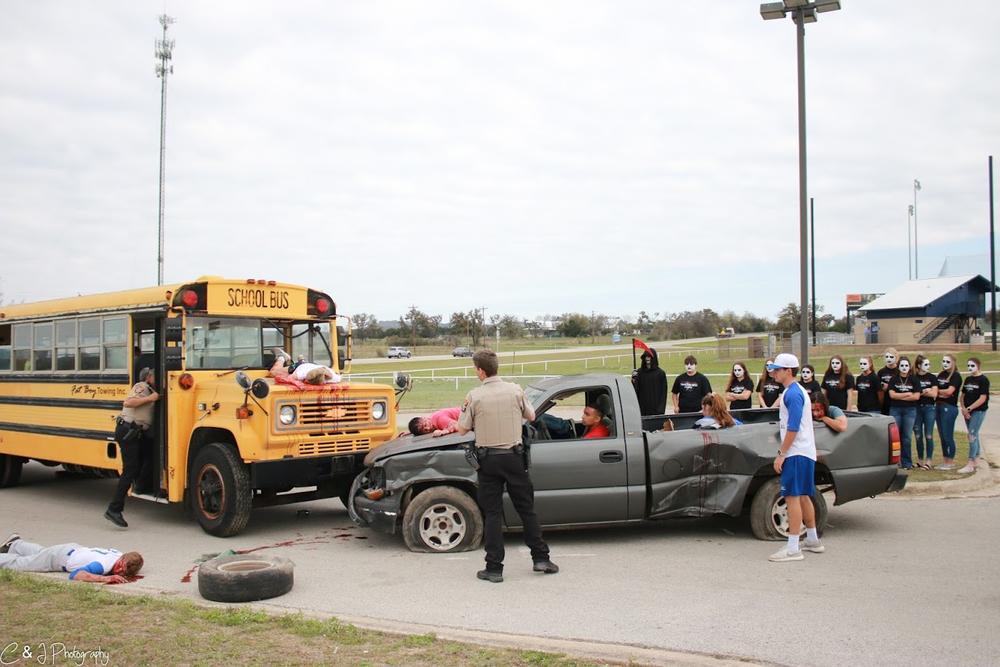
[890,406,917,468]
[965,410,987,460]
[936,403,958,460]
[913,404,936,460]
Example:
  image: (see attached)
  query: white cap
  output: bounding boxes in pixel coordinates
[767,353,799,370]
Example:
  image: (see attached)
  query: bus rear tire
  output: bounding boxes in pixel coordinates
[0,455,23,488]
[190,443,252,537]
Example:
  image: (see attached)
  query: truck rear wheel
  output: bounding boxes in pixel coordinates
[0,454,23,488]
[402,486,483,553]
[750,477,828,541]
[190,443,252,537]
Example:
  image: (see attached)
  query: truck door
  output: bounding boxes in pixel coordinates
[504,386,628,526]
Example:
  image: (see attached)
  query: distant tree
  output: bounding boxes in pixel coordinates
[399,307,442,346]
[587,312,609,343]
[498,315,524,339]
[351,313,381,340]
[450,309,486,346]
[776,302,825,333]
[636,311,654,335]
[558,313,589,338]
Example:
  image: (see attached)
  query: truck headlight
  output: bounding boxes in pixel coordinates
[279,405,297,426]
[371,401,386,421]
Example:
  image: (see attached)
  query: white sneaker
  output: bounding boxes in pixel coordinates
[769,547,804,562]
[935,463,956,470]
[957,463,976,474]
[802,539,825,553]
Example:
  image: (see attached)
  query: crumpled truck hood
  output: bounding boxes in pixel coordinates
[364,431,473,466]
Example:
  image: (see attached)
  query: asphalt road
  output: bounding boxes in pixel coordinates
[3,458,998,666]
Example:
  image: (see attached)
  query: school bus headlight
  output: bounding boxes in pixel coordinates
[279,405,297,426]
[371,401,386,421]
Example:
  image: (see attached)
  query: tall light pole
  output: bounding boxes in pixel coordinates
[155,14,176,286]
[760,0,841,365]
[907,204,914,279]
[913,179,922,279]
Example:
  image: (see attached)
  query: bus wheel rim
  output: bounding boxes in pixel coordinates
[197,463,226,521]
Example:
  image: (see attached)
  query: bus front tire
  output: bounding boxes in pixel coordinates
[0,455,23,488]
[190,443,252,537]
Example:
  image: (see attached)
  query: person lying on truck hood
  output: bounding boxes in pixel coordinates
[408,407,462,437]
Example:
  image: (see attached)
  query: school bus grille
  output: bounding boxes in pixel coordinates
[297,438,372,457]
[298,400,372,426]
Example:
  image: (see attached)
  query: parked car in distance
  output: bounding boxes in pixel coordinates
[387,347,412,359]
[452,346,474,357]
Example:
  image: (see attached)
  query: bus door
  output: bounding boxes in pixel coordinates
[132,315,165,497]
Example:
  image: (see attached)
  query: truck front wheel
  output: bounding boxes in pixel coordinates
[402,486,483,553]
[190,443,252,537]
[750,477,828,541]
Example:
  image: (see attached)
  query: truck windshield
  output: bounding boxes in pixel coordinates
[525,385,547,409]
[186,317,333,370]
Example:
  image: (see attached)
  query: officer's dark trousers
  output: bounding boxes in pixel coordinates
[108,423,153,514]
[476,450,549,572]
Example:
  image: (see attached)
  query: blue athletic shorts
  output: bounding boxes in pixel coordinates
[780,455,816,497]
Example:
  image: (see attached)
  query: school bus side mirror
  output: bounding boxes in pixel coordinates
[251,379,269,399]
[235,371,252,391]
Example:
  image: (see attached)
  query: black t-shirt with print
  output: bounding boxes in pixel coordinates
[935,371,962,407]
[962,375,990,412]
[887,372,920,409]
[756,376,785,408]
[855,372,882,412]
[726,377,755,410]
[877,365,897,414]
[671,372,712,413]
[914,372,936,406]
[822,371,856,410]
[799,379,822,397]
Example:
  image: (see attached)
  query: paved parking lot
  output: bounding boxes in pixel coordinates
[3,457,999,666]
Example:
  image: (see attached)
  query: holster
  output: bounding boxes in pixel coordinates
[463,443,480,471]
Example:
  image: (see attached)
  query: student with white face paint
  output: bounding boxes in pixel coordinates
[934,354,962,469]
[798,365,822,397]
[725,362,754,410]
[887,355,921,469]
[911,355,938,469]
[853,356,881,413]
[822,355,855,411]
[958,358,990,474]
[877,348,900,416]
[757,358,785,408]
[671,355,712,414]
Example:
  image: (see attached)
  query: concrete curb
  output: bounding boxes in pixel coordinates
[895,434,998,498]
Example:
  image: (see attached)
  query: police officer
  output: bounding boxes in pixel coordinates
[105,367,159,528]
[455,350,558,583]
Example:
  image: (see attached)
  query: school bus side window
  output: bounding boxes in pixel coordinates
[102,317,127,370]
[13,324,31,371]
[0,324,10,371]
[55,320,77,371]
[79,318,101,371]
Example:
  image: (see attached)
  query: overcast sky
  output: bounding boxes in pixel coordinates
[1,1,997,324]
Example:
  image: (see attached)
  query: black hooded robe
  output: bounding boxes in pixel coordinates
[632,349,668,416]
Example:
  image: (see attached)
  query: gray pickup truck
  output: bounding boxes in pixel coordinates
[348,373,907,552]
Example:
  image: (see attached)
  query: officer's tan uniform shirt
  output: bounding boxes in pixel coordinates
[120,382,155,429]
[457,376,533,448]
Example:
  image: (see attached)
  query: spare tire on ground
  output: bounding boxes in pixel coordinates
[198,554,294,603]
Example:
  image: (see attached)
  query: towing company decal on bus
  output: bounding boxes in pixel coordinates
[208,285,306,316]
[71,385,129,399]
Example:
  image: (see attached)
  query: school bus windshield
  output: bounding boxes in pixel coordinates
[185,317,333,370]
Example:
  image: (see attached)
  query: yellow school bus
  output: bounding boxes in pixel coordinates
[0,276,397,536]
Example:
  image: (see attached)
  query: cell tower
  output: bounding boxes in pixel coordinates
[155,14,176,286]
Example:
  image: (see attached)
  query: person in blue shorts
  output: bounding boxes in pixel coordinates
[766,353,825,562]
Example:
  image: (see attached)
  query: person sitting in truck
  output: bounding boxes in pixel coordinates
[695,393,742,429]
[811,390,848,433]
[581,402,611,439]
[408,407,462,437]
